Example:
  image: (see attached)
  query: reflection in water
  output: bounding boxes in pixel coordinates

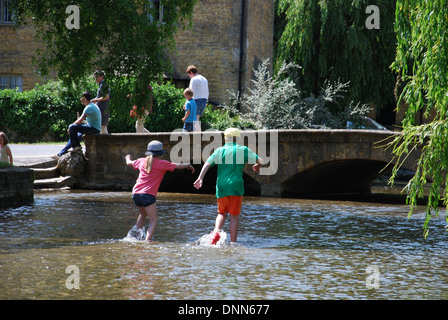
[1,191,447,299]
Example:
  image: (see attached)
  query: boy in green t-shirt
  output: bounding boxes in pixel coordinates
[194,128,263,244]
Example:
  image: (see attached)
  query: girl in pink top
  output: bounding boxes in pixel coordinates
[125,140,195,241]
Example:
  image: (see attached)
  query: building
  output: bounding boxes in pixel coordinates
[0,0,40,91]
[169,0,275,106]
[0,0,275,106]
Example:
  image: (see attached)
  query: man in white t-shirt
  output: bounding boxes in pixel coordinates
[186,65,209,132]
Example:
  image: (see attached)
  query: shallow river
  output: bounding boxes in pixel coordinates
[1,191,447,300]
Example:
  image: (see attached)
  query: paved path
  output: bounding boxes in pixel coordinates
[9,144,85,167]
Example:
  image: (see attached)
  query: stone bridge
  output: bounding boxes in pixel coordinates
[83,130,419,198]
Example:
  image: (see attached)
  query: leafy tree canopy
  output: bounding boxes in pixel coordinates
[11,0,196,106]
[275,0,397,108]
[389,0,448,237]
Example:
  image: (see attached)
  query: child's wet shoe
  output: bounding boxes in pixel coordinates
[211,232,220,245]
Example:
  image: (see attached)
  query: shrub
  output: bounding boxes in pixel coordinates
[224,59,371,129]
[0,80,96,142]
[145,83,185,132]
[0,78,249,142]
[201,106,256,131]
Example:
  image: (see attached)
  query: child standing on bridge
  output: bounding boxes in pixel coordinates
[193,128,263,244]
[182,88,197,132]
[126,140,195,241]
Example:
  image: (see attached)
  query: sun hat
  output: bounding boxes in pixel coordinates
[145,140,166,156]
[93,70,105,77]
[224,128,240,137]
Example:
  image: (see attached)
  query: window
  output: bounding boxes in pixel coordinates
[148,0,165,24]
[0,0,14,24]
[0,75,23,92]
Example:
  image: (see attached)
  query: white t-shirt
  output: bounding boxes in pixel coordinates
[189,74,209,100]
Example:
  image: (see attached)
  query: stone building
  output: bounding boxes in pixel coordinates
[0,0,41,92]
[168,0,275,105]
[0,0,275,106]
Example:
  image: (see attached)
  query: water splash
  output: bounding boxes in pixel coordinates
[195,231,228,247]
[123,225,146,241]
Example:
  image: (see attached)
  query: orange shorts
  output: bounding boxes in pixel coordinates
[217,196,243,216]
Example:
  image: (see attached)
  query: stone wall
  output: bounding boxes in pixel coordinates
[82,133,223,195]
[0,24,43,91]
[169,0,242,104]
[82,130,420,198]
[166,0,275,105]
[0,167,34,207]
[241,0,275,99]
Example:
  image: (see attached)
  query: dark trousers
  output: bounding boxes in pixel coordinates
[58,124,99,156]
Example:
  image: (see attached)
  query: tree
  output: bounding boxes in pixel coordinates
[389,0,448,237]
[275,0,397,109]
[11,0,197,109]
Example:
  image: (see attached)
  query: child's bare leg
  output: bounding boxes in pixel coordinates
[214,212,227,233]
[136,207,147,230]
[144,203,157,241]
[229,214,239,243]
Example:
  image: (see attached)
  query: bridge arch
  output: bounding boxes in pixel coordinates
[159,163,261,196]
[281,159,394,197]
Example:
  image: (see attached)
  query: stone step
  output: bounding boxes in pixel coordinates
[17,160,58,169]
[34,176,77,189]
[32,166,59,180]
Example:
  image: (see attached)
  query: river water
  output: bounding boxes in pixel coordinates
[1,190,447,300]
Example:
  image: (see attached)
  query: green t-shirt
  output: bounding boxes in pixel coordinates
[206,142,259,198]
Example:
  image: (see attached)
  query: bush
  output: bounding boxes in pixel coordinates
[0,79,187,141]
[145,83,185,132]
[224,59,371,129]
[0,79,97,142]
[0,78,249,142]
[201,106,257,131]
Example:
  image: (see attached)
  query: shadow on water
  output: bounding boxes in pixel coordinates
[1,190,447,299]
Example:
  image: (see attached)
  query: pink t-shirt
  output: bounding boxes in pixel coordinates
[132,157,177,196]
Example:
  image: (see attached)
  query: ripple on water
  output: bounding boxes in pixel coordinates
[1,191,447,299]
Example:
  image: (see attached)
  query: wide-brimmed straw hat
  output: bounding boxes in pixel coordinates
[145,140,166,156]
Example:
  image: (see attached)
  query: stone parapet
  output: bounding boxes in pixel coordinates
[82,130,419,197]
[0,167,34,207]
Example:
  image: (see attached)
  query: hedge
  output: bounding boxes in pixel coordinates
[0,79,255,143]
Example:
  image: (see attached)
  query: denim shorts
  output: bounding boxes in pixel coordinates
[183,122,194,132]
[195,98,208,116]
[132,194,156,207]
